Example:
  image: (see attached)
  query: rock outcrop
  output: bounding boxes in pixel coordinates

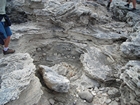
[119,60,140,105]
[0,53,43,105]
[80,46,112,82]
[39,65,70,93]
[0,0,139,105]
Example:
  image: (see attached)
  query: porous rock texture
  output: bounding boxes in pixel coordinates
[39,65,70,93]
[0,53,43,105]
[0,0,140,105]
[119,60,140,105]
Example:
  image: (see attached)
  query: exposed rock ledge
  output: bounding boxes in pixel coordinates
[0,53,43,105]
[0,0,140,105]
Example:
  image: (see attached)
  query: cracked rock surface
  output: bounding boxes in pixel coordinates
[0,0,140,105]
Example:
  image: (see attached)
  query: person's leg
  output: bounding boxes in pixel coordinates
[0,23,6,45]
[1,23,15,54]
[132,0,136,9]
[3,25,12,48]
[125,0,130,7]
[4,36,10,48]
[107,0,112,10]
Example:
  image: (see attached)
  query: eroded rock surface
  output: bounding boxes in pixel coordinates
[119,60,140,105]
[39,65,70,92]
[0,53,43,105]
[0,0,140,105]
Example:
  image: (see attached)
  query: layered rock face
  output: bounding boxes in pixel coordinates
[0,0,140,105]
[39,65,70,93]
[0,53,43,105]
[119,61,140,105]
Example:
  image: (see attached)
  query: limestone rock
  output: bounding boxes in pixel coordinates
[0,53,42,105]
[80,46,111,82]
[120,31,140,58]
[78,90,93,103]
[112,3,140,26]
[119,60,140,105]
[6,75,43,105]
[39,65,70,92]
[120,42,140,58]
[107,87,120,98]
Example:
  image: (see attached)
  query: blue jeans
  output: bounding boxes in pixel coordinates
[0,22,12,39]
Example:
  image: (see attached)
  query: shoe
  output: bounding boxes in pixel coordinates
[128,8,136,11]
[107,2,111,11]
[3,48,15,55]
[124,4,129,8]
[131,8,136,11]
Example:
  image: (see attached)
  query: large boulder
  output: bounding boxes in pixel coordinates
[80,46,112,82]
[119,60,140,105]
[39,65,70,92]
[111,2,140,26]
[0,53,43,105]
[120,28,140,59]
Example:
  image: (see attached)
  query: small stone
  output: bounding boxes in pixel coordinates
[36,48,41,51]
[116,79,120,82]
[106,99,111,104]
[54,53,57,56]
[108,88,119,95]
[73,56,75,59]
[115,97,120,102]
[99,87,105,91]
[97,91,103,94]
[109,101,119,105]
[49,98,55,105]
[76,94,79,98]
[42,53,46,56]
[94,87,99,92]
[137,82,140,88]
[78,90,93,103]
[102,93,108,96]
[91,91,96,96]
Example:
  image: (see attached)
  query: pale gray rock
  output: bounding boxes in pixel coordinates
[106,99,111,104]
[78,90,93,103]
[109,101,119,105]
[44,1,75,16]
[107,87,119,98]
[112,3,140,26]
[80,46,111,82]
[126,12,140,26]
[120,32,140,58]
[119,60,140,105]
[39,65,70,92]
[31,0,42,2]
[0,53,42,105]
[120,42,140,58]
[92,90,109,105]
[6,75,43,105]
[49,98,55,105]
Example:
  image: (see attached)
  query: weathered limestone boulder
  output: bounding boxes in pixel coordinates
[111,2,140,26]
[80,46,112,82]
[6,75,43,105]
[120,29,140,58]
[39,65,70,92]
[78,90,94,103]
[119,60,140,105]
[120,42,140,58]
[0,53,43,105]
